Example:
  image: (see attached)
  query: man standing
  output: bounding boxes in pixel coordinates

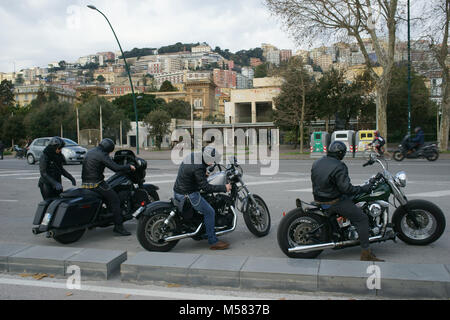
[311,141,384,261]
[0,140,4,160]
[173,146,232,250]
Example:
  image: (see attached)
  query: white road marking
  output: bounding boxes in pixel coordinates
[0,276,256,300]
[245,178,309,186]
[408,190,450,198]
[286,188,313,192]
[0,200,18,202]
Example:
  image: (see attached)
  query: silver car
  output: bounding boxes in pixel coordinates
[26,137,87,165]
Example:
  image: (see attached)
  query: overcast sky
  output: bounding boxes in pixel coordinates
[0,0,300,73]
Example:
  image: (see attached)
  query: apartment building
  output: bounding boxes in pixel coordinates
[213,69,236,89]
[14,84,76,106]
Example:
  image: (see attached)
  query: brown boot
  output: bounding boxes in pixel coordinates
[210,240,230,250]
[360,249,384,262]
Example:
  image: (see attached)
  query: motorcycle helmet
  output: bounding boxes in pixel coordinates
[202,146,220,165]
[327,141,347,160]
[374,130,380,137]
[48,136,66,149]
[99,138,115,153]
[414,126,422,133]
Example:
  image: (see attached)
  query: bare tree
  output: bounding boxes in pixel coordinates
[420,0,450,151]
[265,0,401,141]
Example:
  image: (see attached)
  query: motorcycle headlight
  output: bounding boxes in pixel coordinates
[394,171,407,187]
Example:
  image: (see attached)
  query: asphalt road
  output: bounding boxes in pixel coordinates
[0,157,449,265]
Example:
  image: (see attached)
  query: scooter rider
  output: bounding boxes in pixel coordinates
[81,138,135,236]
[368,130,385,156]
[38,137,76,200]
[173,146,232,250]
[311,141,384,261]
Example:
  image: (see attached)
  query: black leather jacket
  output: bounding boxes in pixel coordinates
[311,155,364,202]
[173,152,227,195]
[81,146,131,184]
[39,151,73,188]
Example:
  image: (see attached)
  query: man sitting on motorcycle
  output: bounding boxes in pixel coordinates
[311,141,384,261]
[173,146,232,250]
[81,138,135,236]
[406,127,425,154]
[368,130,385,156]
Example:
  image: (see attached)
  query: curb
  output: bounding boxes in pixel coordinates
[1,243,449,299]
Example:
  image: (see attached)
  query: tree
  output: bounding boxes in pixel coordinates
[420,0,450,151]
[144,109,171,150]
[96,75,106,83]
[387,63,438,142]
[15,74,24,85]
[273,56,313,150]
[265,0,401,142]
[254,63,269,78]
[0,80,15,109]
[159,80,178,92]
[112,93,164,121]
[78,96,130,141]
[166,99,191,119]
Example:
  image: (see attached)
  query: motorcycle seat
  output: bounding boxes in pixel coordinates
[310,202,332,210]
[171,197,194,219]
[60,188,102,200]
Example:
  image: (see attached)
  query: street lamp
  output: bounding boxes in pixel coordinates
[87,5,139,154]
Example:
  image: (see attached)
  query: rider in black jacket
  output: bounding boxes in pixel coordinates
[174,146,231,250]
[311,141,384,261]
[81,138,135,236]
[39,137,76,200]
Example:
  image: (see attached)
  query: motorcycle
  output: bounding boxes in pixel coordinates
[135,156,271,252]
[32,150,159,244]
[14,145,26,159]
[277,153,446,259]
[393,135,439,162]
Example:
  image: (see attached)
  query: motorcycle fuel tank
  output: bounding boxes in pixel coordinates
[354,182,391,203]
[207,171,227,186]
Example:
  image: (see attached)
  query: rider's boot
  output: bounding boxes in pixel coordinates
[360,249,384,262]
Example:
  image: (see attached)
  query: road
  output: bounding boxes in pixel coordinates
[0,156,449,265]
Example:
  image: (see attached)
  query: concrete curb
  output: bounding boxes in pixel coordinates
[1,243,449,298]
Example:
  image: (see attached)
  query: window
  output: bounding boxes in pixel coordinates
[336,134,347,139]
[360,133,366,139]
[315,133,321,140]
[34,139,45,146]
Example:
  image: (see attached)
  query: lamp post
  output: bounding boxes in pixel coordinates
[407,0,412,135]
[87,5,139,154]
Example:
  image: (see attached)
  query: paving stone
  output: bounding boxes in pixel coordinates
[121,251,201,284]
[240,256,320,292]
[188,255,248,288]
[374,262,450,298]
[318,259,376,296]
[8,245,84,276]
[65,248,127,280]
[0,243,32,272]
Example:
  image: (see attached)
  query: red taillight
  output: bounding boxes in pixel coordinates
[282,212,286,217]
[141,201,146,207]
[81,205,91,209]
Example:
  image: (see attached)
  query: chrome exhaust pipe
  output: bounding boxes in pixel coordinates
[216,206,238,236]
[164,223,203,242]
[288,235,384,253]
[163,206,238,242]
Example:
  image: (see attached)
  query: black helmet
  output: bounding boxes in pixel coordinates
[48,136,65,149]
[202,146,220,165]
[327,141,347,160]
[99,138,115,153]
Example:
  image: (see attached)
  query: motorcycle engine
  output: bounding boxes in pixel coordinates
[205,194,234,228]
[368,203,382,218]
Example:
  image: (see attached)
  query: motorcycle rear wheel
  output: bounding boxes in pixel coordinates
[53,229,86,244]
[277,209,327,259]
[426,151,439,162]
[137,210,179,252]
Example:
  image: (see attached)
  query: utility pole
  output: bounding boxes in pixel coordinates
[407,0,412,135]
[99,104,103,142]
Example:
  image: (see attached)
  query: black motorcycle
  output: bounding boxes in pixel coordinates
[277,153,446,259]
[135,156,271,252]
[393,135,439,161]
[32,150,159,244]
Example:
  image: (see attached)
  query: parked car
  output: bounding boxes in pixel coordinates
[26,137,87,165]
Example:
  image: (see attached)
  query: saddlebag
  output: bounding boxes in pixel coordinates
[51,197,102,228]
[33,199,54,225]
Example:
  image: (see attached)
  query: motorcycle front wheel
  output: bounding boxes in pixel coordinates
[137,210,179,252]
[277,209,327,259]
[393,199,446,245]
[243,194,271,237]
[393,151,405,161]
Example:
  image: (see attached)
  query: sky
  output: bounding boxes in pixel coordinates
[0,0,299,73]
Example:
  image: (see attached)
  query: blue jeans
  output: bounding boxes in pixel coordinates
[174,192,218,245]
